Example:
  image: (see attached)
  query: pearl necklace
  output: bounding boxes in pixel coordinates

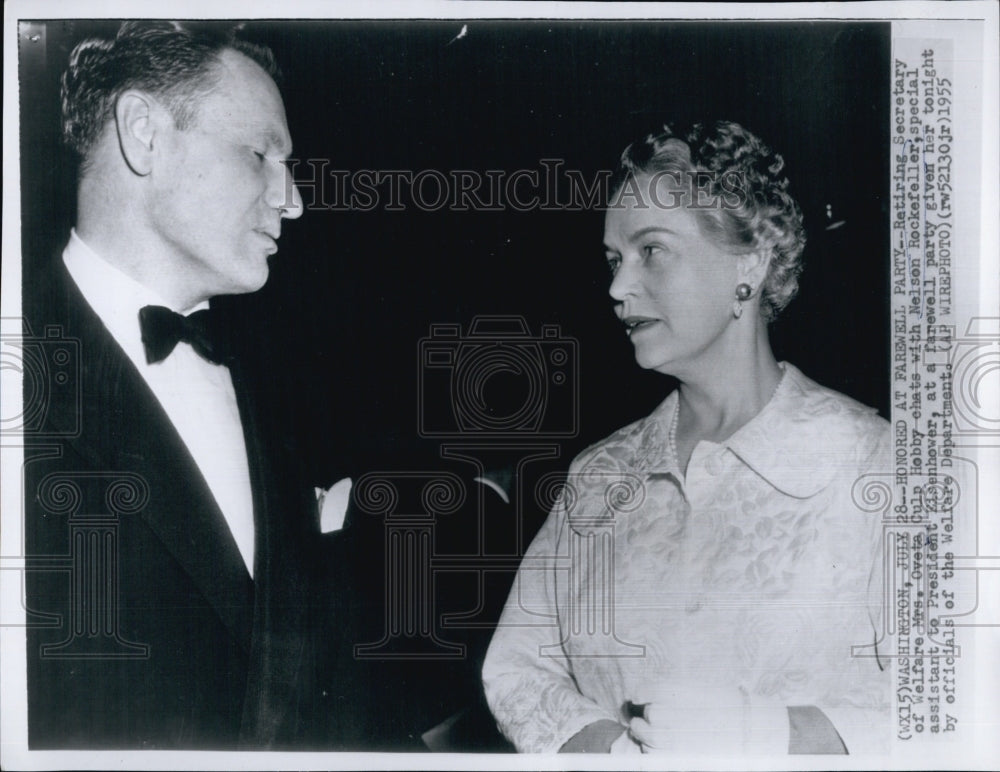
[669,365,786,468]
[668,398,680,466]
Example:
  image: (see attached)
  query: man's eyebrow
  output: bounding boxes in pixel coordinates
[264,129,292,156]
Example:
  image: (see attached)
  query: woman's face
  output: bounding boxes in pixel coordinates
[603,174,744,378]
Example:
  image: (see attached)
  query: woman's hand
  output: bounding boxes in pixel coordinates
[559,719,627,753]
[625,684,788,755]
[627,698,747,753]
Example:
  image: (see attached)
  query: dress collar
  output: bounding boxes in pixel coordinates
[633,363,875,498]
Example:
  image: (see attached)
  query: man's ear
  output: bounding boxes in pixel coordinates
[114,90,159,176]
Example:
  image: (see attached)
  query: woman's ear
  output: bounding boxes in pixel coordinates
[737,248,772,291]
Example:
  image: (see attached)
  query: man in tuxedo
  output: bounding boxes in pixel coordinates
[21,20,344,749]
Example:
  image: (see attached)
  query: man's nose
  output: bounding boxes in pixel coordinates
[269,162,304,220]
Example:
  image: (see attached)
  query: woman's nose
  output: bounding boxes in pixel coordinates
[608,259,637,302]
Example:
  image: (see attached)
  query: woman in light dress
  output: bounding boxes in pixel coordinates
[482,121,890,756]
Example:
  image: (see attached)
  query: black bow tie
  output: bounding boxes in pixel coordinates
[139,305,227,365]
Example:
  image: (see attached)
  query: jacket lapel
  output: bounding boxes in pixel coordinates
[47,264,256,651]
[217,299,313,747]
[44,259,314,745]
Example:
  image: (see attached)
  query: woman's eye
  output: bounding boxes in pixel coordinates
[252,150,266,163]
[606,255,621,274]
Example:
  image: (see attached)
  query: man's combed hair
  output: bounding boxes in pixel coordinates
[611,120,807,322]
[61,20,280,166]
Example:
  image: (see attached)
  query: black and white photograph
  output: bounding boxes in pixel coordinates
[2,2,997,769]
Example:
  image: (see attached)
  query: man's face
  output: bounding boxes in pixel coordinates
[149,49,302,305]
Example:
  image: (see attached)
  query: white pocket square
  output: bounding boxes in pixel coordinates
[316,477,352,534]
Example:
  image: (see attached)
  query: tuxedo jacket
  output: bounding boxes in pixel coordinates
[22,257,348,749]
[23,254,525,750]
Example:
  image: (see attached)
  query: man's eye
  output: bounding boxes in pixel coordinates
[641,244,662,259]
[252,150,266,163]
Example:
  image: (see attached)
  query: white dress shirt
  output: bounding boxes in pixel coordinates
[63,230,256,577]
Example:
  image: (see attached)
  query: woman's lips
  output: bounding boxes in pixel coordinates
[622,316,660,337]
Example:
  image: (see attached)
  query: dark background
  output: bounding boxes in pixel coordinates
[18,18,891,747]
[20,19,890,465]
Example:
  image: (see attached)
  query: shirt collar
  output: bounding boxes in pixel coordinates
[629,390,678,478]
[725,363,840,498]
[63,229,209,369]
[636,363,871,498]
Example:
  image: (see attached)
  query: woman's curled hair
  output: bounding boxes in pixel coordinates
[610,120,807,321]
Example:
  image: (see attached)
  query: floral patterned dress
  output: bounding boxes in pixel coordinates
[482,363,891,753]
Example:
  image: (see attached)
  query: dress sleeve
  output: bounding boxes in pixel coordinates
[816,418,894,755]
[481,492,621,752]
[735,415,893,756]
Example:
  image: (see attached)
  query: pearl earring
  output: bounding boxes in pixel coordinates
[733,283,754,319]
